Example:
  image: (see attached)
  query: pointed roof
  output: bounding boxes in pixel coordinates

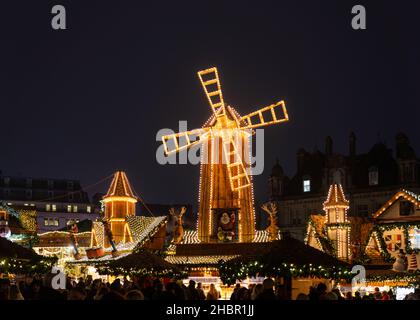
[372,189,420,219]
[104,171,136,200]
[323,184,349,209]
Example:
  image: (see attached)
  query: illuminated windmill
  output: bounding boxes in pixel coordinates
[162,67,289,243]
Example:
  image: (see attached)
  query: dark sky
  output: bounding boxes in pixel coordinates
[1,1,419,210]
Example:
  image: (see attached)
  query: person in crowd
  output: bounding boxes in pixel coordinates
[332,288,344,300]
[296,293,309,300]
[381,291,390,300]
[321,291,338,300]
[354,291,362,300]
[230,283,241,300]
[94,286,110,300]
[151,279,164,300]
[185,280,199,300]
[251,283,263,300]
[173,281,186,300]
[345,292,353,300]
[373,287,382,300]
[196,282,206,300]
[404,288,420,300]
[255,278,276,300]
[68,287,86,300]
[0,279,10,300]
[206,283,220,300]
[126,289,144,300]
[237,287,250,300]
[9,284,24,300]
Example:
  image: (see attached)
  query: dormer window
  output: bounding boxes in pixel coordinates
[303,179,311,193]
[369,166,379,186]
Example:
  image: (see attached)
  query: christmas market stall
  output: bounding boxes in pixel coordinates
[218,236,352,299]
[94,249,185,279]
[59,171,169,279]
[306,187,420,295]
[0,236,57,277]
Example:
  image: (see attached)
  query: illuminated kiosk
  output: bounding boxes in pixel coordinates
[162,67,289,243]
[305,187,420,297]
[34,171,168,278]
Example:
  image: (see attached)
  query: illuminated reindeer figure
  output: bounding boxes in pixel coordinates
[261,202,280,241]
[169,206,186,244]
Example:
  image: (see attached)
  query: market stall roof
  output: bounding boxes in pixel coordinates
[95,250,185,278]
[260,238,350,267]
[0,236,40,260]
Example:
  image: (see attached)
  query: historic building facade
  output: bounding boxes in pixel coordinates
[269,132,420,241]
[0,173,98,233]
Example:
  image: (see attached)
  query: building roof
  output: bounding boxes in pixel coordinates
[225,237,350,268]
[104,171,136,199]
[323,184,349,209]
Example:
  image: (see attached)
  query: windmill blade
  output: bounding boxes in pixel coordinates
[197,67,226,117]
[240,100,289,130]
[162,128,210,155]
[222,134,251,191]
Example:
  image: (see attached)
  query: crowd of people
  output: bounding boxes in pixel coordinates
[0,276,419,300]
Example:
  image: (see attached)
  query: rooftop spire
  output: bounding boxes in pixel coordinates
[104,171,136,199]
[323,184,349,210]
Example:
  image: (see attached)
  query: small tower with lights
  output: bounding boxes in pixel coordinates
[102,171,137,246]
[323,184,351,260]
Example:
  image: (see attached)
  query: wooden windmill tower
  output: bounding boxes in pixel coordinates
[162,67,289,243]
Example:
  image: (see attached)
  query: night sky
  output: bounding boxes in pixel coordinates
[1,1,419,210]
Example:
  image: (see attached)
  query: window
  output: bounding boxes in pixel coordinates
[4,177,10,186]
[303,180,311,193]
[44,218,59,226]
[48,191,54,198]
[25,189,32,199]
[26,178,32,188]
[67,181,74,190]
[368,166,379,186]
[46,204,51,212]
[67,205,72,213]
[87,206,91,213]
[68,193,74,201]
[73,206,78,213]
[52,204,57,212]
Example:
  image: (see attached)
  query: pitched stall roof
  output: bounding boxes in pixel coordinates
[73,216,167,262]
[323,184,349,209]
[104,171,136,199]
[226,237,350,268]
[372,189,420,219]
[0,237,40,260]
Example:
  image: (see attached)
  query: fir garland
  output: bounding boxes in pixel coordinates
[218,260,352,285]
[0,256,57,275]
